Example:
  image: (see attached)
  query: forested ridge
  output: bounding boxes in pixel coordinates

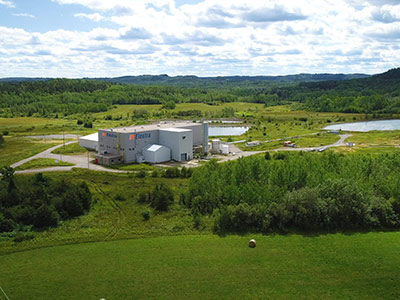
[0,68,399,117]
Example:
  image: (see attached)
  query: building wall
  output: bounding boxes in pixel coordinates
[159,129,193,161]
[180,124,203,145]
[120,130,159,163]
[143,146,171,163]
[98,130,120,155]
[79,139,98,151]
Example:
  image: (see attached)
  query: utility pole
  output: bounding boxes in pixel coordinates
[87,150,89,169]
[63,125,65,149]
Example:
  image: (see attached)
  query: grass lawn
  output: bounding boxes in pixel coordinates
[0,137,62,167]
[1,232,400,299]
[51,142,88,155]
[15,158,74,170]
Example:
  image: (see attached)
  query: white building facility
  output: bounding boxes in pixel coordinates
[92,122,207,165]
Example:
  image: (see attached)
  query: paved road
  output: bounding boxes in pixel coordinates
[273,134,352,152]
[11,141,125,174]
[216,134,352,162]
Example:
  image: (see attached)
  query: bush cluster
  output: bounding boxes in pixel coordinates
[163,167,193,178]
[187,152,400,233]
[0,170,92,232]
[137,184,174,211]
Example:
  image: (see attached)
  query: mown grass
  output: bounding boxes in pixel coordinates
[15,158,74,170]
[51,142,88,155]
[1,232,400,299]
[0,137,61,167]
[0,117,84,136]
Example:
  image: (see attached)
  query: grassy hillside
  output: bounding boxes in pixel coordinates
[0,232,400,299]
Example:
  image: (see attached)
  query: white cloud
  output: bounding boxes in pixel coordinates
[1,0,400,77]
[74,13,104,22]
[0,0,14,8]
[13,13,35,18]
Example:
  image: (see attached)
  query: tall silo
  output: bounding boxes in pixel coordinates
[202,122,209,154]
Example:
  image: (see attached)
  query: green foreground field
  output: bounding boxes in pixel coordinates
[1,233,400,299]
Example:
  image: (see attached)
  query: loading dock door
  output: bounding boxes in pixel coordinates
[181,153,187,161]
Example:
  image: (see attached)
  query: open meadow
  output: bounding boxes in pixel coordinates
[2,103,397,171]
[1,232,400,299]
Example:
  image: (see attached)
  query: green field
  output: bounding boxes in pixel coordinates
[0,137,61,167]
[51,142,88,155]
[1,233,400,299]
[15,158,74,170]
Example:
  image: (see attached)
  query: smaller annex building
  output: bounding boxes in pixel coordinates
[91,122,207,165]
[143,144,170,163]
[78,132,98,151]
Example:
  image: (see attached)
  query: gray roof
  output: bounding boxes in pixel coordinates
[102,121,202,133]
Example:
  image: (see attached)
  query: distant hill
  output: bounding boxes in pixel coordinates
[0,73,370,86]
[0,77,53,83]
[90,73,370,86]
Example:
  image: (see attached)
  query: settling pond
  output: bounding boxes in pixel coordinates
[209,126,249,136]
[324,119,400,132]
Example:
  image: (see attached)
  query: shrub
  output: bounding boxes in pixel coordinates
[138,191,148,204]
[264,152,271,160]
[83,122,93,128]
[0,213,15,232]
[33,204,59,229]
[114,194,126,202]
[162,100,176,110]
[151,184,174,211]
[13,231,35,243]
[151,170,158,177]
[142,210,150,221]
[77,119,83,125]
[164,167,180,178]
[2,131,8,136]
[274,152,286,160]
[133,108,150,119]
[137,170,146,178]
[193,214,204,229]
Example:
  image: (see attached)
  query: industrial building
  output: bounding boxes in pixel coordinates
[78,132,98,151]
[93,122,209,165]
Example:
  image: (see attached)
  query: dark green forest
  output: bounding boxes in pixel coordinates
[184,152,400,233]
[0,68,399,117]
[0,168,92,237]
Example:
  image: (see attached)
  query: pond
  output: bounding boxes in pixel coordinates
[208,126,249,136]
[324,119,400,132]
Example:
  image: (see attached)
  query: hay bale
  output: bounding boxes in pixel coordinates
[249,239,256,248]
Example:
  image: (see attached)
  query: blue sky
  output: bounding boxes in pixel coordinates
[0,0,399,77]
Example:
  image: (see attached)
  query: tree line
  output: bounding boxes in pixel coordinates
[1,68,400,117]
[183,152,400,233]
[0,168,92,237]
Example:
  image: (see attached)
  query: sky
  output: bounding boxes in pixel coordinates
[0,0,399,78]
